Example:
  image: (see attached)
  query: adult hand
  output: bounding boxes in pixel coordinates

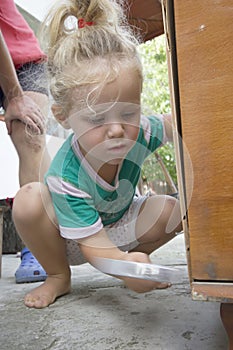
[4,94,46,135]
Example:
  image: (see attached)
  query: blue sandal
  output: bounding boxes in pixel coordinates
[15,247,47,283]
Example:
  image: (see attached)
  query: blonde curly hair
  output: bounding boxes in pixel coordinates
[42,0,142,115]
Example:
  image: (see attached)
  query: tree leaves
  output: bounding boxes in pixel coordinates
[139,36,177,192]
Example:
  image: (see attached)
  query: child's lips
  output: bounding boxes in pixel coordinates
[107,143,127,153]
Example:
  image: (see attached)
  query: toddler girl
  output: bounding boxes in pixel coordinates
[13,0,182,308]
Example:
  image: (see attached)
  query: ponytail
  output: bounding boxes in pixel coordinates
[41,0,142,111]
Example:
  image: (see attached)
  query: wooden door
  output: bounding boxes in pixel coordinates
[162,0,233,301]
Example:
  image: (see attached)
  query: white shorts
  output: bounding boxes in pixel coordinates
[65,195,147,266]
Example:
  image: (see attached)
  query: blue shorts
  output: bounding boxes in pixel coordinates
[0,61,48,107]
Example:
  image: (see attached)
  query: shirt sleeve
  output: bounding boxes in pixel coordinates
[46,175,103,240]
[140,114,166,152]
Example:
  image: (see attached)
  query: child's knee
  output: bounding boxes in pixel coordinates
[164,195,179,213]
[163,196,182,234]
[161,195,180,219]
[152,195,180,228]
[12,182,44,224]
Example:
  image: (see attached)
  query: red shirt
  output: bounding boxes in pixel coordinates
[0,0,46,68]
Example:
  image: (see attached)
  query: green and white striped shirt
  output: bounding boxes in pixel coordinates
[45,115,165,240]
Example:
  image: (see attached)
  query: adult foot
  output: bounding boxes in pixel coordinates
[24,273,71,308]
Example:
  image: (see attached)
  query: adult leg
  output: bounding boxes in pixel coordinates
[220,303,233,350]
[5,91,51,282]
[12,182,71,308]
[8,91,50,186]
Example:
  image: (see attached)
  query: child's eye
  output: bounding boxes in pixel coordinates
[87,115,105,125]
[121,111,138,120]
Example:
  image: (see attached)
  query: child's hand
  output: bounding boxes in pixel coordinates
[122,252,171,293]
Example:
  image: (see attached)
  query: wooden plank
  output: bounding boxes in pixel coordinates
[172,0,233,280]
[192,282,233,303]
[162,0,192,282]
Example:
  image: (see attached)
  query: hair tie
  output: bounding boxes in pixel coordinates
[78,18,94,28]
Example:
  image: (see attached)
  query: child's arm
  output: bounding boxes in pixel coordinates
[78,228,169,293]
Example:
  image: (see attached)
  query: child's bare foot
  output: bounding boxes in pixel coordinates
[24,273,71,308]
[125,277,171,293]
[153,281,171,289]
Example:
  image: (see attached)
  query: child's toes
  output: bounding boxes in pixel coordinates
[154,282,171,289]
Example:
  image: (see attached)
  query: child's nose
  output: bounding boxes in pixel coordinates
[107,123,124,138]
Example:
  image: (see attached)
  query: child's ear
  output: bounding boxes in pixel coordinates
[51,104,71,129]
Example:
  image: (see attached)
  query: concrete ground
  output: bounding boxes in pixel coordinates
[0,235,228,350]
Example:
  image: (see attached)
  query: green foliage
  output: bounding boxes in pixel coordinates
[138,36,178,190]
[139,35,171,114]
